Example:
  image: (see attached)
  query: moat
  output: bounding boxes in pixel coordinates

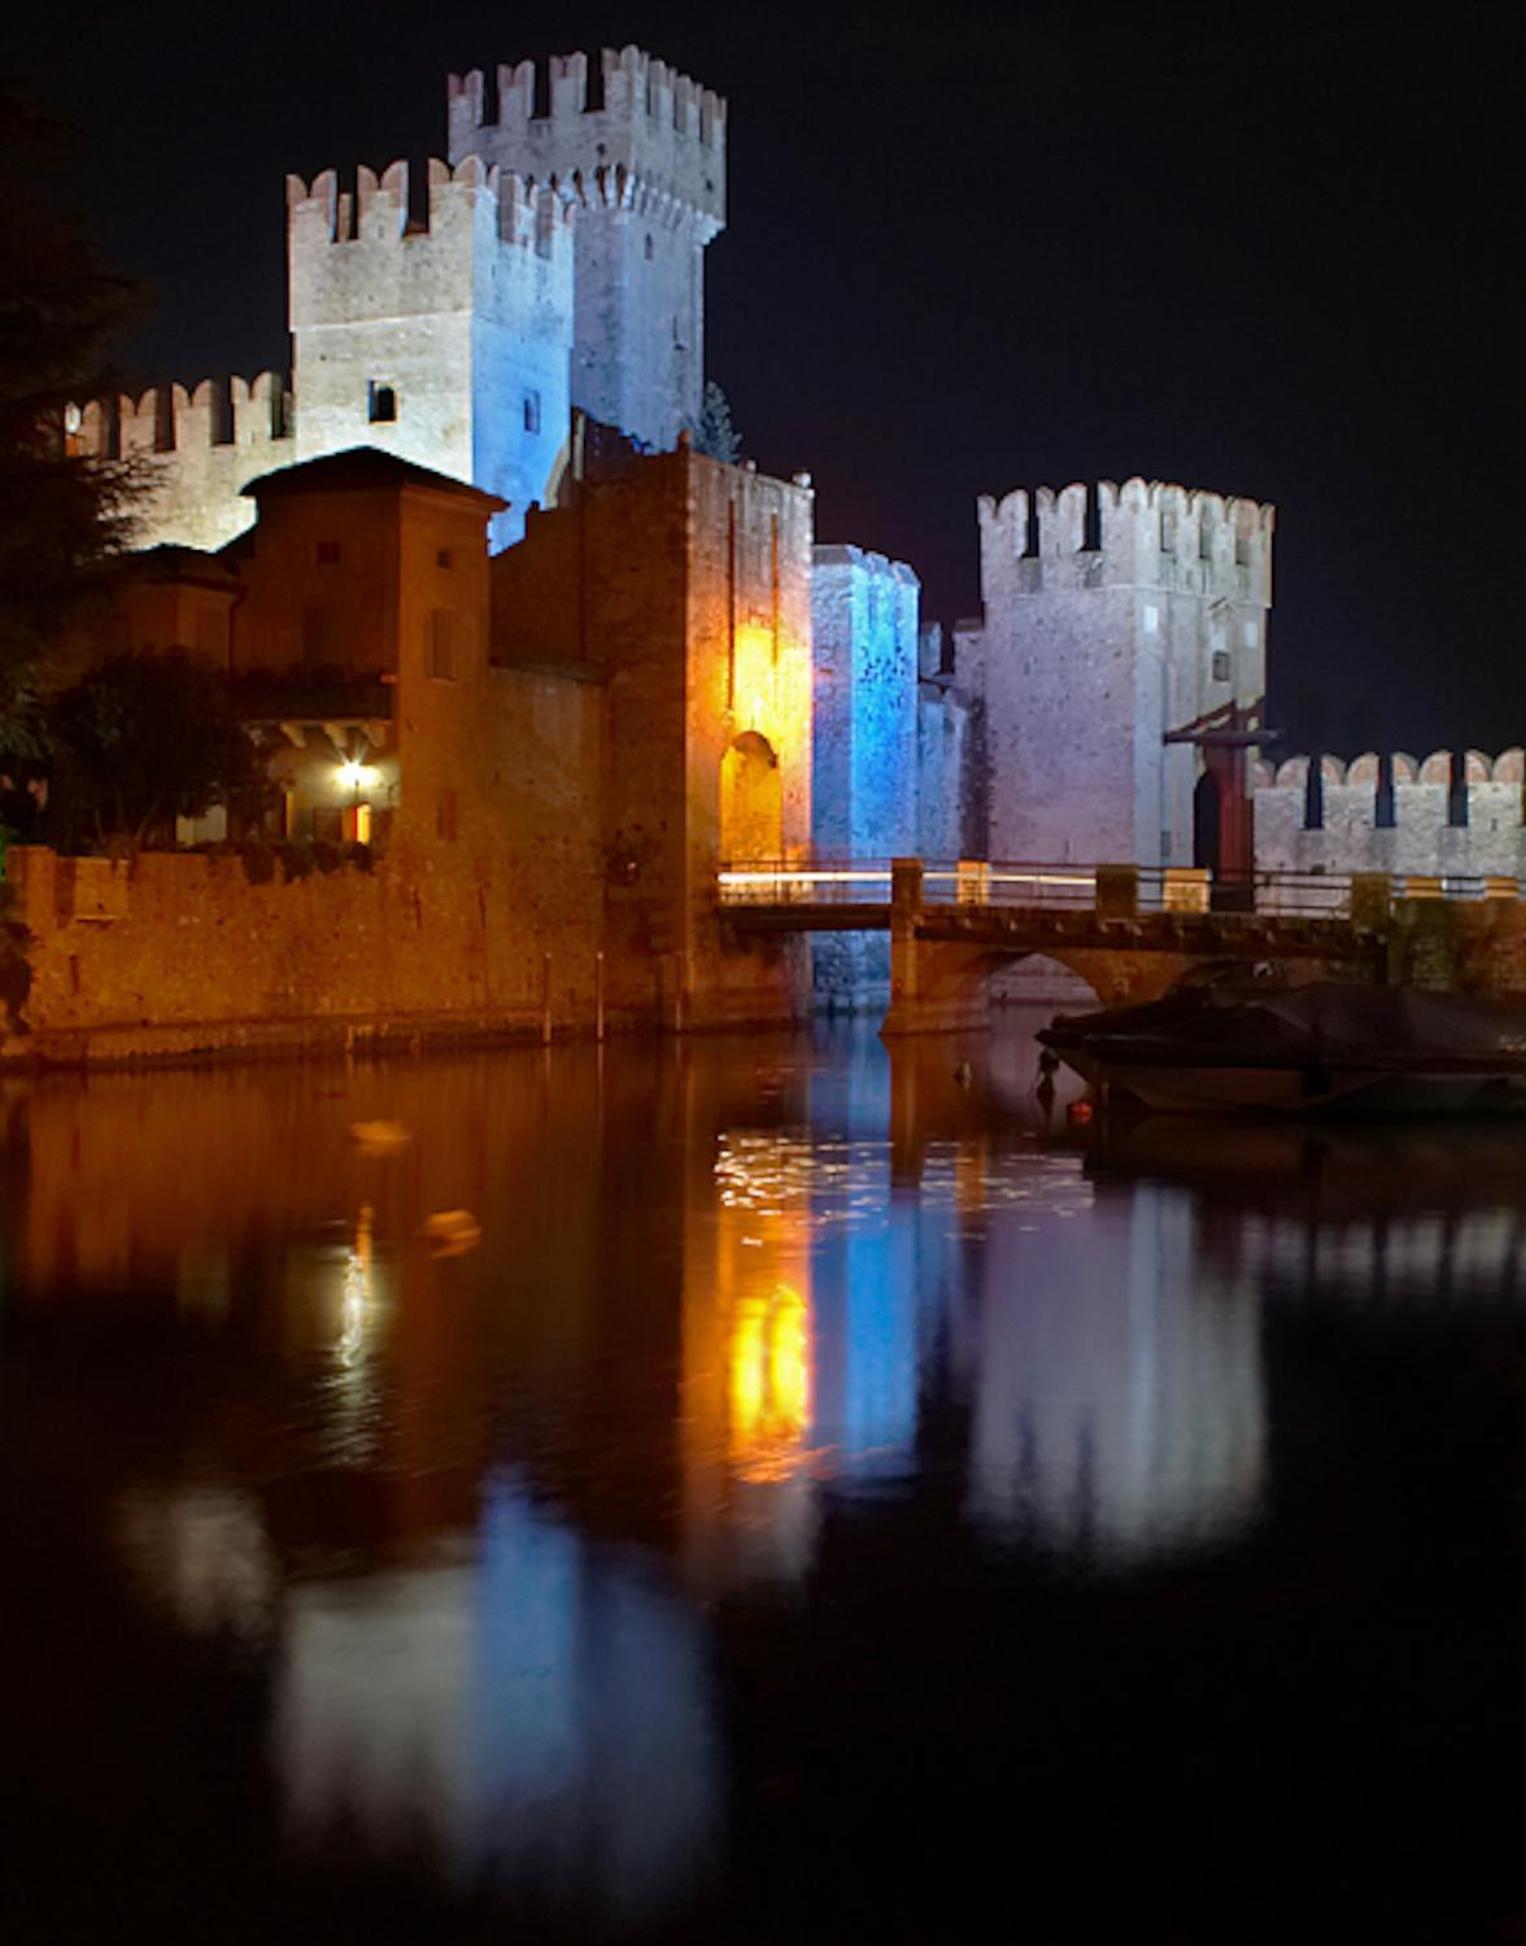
[8,1019,1526,1941]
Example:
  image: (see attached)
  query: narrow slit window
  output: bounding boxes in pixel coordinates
[368,381,398,424]
[522,390,541,434]
[1211,649,1230,683]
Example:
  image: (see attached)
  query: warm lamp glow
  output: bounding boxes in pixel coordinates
[337,757,380,792]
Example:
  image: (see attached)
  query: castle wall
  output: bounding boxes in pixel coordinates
[3,832,607,1061]
[809,546,920,857]
[978,480,1272,867]
[288,159,574,550]
[1254,751,1526,880]
[807,545,920,1005]
[448,48,725,449]
[491,445,813,1028]
[917,682,973,861]
[74,377,293,553]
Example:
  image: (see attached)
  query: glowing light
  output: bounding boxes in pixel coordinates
[338,758,380,792]
[728,1281,811,1481]
[338,1202,375,1368]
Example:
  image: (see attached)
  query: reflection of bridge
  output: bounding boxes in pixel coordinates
[719,857,1400,1032]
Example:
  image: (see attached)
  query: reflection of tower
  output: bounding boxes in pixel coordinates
[274,1474,722,1926]
[682,1129,819,1592]
[963,1181,1266,1567]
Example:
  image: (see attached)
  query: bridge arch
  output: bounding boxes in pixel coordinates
[887,941,1190,1035]
[720,731,782,863]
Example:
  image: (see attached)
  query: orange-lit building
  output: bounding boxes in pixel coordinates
[10,435,816,1048]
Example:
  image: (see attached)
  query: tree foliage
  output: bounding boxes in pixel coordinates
[46,652,265,849]
[0,85,140,754]
[691,381,743,465]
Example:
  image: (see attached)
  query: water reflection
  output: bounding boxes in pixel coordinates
[278,1474,722,1921]
[14,1026,1526,1934]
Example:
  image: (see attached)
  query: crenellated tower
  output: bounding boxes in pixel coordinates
[287,156,574,548]
[973,478,1275,867]
[447,46,725,451]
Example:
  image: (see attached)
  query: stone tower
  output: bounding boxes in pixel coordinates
[447,47,726,451]
[971,479,1274,867]
[287,156,574,549]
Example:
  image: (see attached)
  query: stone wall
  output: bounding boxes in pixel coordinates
[495,444,815,1030]
[448,47,725,449]
[810,545,920,858]
[73,377,294,554]
[976,478,1272,867]
[1255,750,1526,879]
[2,836,608,1064]
[288,159,574,551]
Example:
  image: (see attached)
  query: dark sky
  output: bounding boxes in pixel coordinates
[7,1,1522,754]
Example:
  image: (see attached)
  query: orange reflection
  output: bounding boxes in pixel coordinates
[682,1123,818,1590]
[727,1280,810,1481]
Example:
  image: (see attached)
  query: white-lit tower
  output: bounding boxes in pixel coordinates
[448,47,726,451]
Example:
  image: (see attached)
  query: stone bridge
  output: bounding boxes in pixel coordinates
[720,859,1526,1033]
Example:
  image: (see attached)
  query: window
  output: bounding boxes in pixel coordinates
[522,390,541,434]
[1142,604,1159,635]
[1243,621,1259,648]
[436,548,454,570]
[315,540,341,566]
[435,789,458,842]
[427,608,455,680]
[644,232,654,261]
[368,381,397,424]
[1159,511,1176,552]
[1211,649,1231,683]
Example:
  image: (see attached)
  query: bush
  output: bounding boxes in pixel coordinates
[239,840,274,886]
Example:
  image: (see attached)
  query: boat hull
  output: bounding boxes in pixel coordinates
[1072,1058,1526,1118]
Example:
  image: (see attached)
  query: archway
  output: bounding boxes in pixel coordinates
[720,731,783,864]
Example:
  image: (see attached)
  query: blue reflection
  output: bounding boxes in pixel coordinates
[277,1475,722,1928]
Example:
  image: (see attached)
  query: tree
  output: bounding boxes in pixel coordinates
[690,381,743,465]
[0,86,140,756]
[46,652,265,850]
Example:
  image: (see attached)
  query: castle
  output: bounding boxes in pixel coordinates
[33,42,1315,1050]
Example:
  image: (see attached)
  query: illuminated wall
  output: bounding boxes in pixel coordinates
[976,479,1273,866]
[810,545,920,1002]
[447,49,726,453]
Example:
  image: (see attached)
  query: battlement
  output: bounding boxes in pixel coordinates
[813,543,920,587]
[447,46,725,230]
[286,156,570,256]
[73,372,291,462]
[1255,750,1526,880]
[1263,750,1517,792]
[69,373,293,553]
[977,477,1275,603]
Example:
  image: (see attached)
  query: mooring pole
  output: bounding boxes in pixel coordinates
[540,953,553,1046]
[594,950,606,1043]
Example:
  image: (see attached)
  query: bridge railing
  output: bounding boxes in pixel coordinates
[717,860,1526,920]
[716,860,897,905]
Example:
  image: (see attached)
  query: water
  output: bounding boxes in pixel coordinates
[7,1015,1526,1941]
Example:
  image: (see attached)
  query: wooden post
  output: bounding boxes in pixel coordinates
[594,950,606,1043]
[540,953,553,1045]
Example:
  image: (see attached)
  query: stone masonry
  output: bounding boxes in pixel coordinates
[972,480,1273,866]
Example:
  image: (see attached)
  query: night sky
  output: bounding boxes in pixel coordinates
[7,1,1522,756]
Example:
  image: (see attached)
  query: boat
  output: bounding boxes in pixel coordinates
[1037,981,1526,1117]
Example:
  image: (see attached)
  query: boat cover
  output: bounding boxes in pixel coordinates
[1040,982,1526,1071]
